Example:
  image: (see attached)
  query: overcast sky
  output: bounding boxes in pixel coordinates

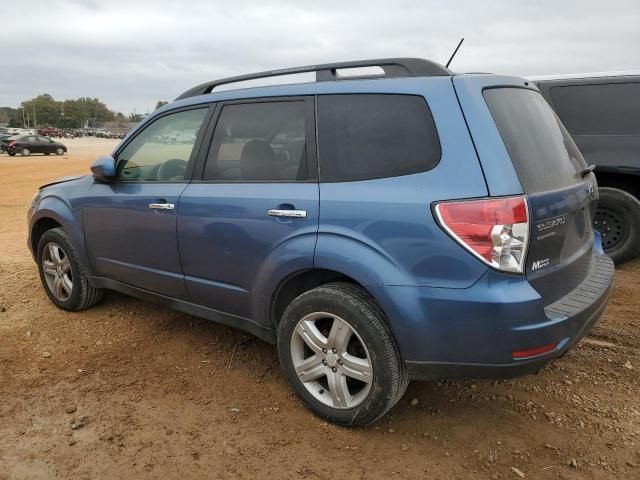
[2,0,639,114]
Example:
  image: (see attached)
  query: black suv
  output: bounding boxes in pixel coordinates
[534,72,640,264]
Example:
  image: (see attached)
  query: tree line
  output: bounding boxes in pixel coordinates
[0,95,168,129]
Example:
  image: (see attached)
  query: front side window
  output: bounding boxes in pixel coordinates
[317,94,441,182]
[203,101,308,181]
[116,108,207,182]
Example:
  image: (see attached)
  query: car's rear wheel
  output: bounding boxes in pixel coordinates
[56,147,64,155]
[21,148,30,156]
[594,187,640,265]
[277,282,408,426]
[37,228,104,311]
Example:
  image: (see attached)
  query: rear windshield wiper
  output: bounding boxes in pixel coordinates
[581,165,596,177]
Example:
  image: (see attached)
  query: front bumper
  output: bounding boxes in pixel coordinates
[370,253,614,380]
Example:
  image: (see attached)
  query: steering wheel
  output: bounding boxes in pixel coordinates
[155,159,188,181]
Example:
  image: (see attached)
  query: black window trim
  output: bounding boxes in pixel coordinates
[111,103,216,184]
[314,92,442,183]
[191,95,318,184]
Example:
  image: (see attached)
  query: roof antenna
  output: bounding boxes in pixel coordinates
[445,37,464,68]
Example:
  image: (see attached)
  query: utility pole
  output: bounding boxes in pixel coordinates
[32,104,37,128]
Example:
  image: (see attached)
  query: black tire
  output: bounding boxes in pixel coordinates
[36,228,104,311]
[594,187,640,265]
[277,282,408,426]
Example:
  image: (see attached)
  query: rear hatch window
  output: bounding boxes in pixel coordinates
[483,87,596,304]
[483,87,586,193]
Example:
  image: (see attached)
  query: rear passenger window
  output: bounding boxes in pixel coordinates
[203,101,308,181]
[317,94,440,182]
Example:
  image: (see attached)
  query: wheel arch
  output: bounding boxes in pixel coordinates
[30,217,63,256]
[29,197,93,275]
[269,268,363,328]
[595,169,640,200]
[265,228,429,326]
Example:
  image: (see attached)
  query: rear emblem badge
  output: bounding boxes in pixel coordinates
[531,258,550,271]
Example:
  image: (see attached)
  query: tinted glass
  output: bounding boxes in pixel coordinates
[204,101,307,181]
[484,88,586,193]
[550,82,640,135]
[317,94,440,182]
[116,108,207,182]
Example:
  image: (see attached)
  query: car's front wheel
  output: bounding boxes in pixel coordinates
[37,228,104,311]
[278,282,408,426]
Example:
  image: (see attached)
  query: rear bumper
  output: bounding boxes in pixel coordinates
[370,252,614,380]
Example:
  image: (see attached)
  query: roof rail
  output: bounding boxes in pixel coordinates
[175,58,452,100]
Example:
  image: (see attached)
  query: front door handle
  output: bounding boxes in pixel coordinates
[149,202,175,210]
[267,209,307,218]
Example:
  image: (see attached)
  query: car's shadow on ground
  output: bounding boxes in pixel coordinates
[91,289,541,429]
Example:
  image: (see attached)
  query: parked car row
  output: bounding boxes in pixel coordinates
[39,128,87,138]
[0,127,36,137]
[95,129,127,139]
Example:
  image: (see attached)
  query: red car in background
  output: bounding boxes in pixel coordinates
[37,127,63,138]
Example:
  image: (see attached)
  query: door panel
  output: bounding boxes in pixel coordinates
[82,106,211,299]
[178,97,319,323]
[38,137,53,153]
[178,184,319,319]
[83,183,189,298]
[26,136,40,153]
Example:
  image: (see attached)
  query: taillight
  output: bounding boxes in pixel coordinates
[435,196,529,273]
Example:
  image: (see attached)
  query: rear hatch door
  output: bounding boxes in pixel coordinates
[454,75,598,303]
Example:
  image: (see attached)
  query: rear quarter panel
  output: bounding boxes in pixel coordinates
[315,77,489,288]
[452,74,534,196]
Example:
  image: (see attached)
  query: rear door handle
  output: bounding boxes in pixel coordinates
[149,202,175,210]
[267,209,307,218]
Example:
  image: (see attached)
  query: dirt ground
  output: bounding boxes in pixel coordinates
[0,138,638,480]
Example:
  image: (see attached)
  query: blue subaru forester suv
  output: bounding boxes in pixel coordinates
[27,58,614,426]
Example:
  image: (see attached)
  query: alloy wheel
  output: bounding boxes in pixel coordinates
[41,242,73,301]
[290,312,373,409]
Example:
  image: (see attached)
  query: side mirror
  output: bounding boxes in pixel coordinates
[90,155,116,181]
